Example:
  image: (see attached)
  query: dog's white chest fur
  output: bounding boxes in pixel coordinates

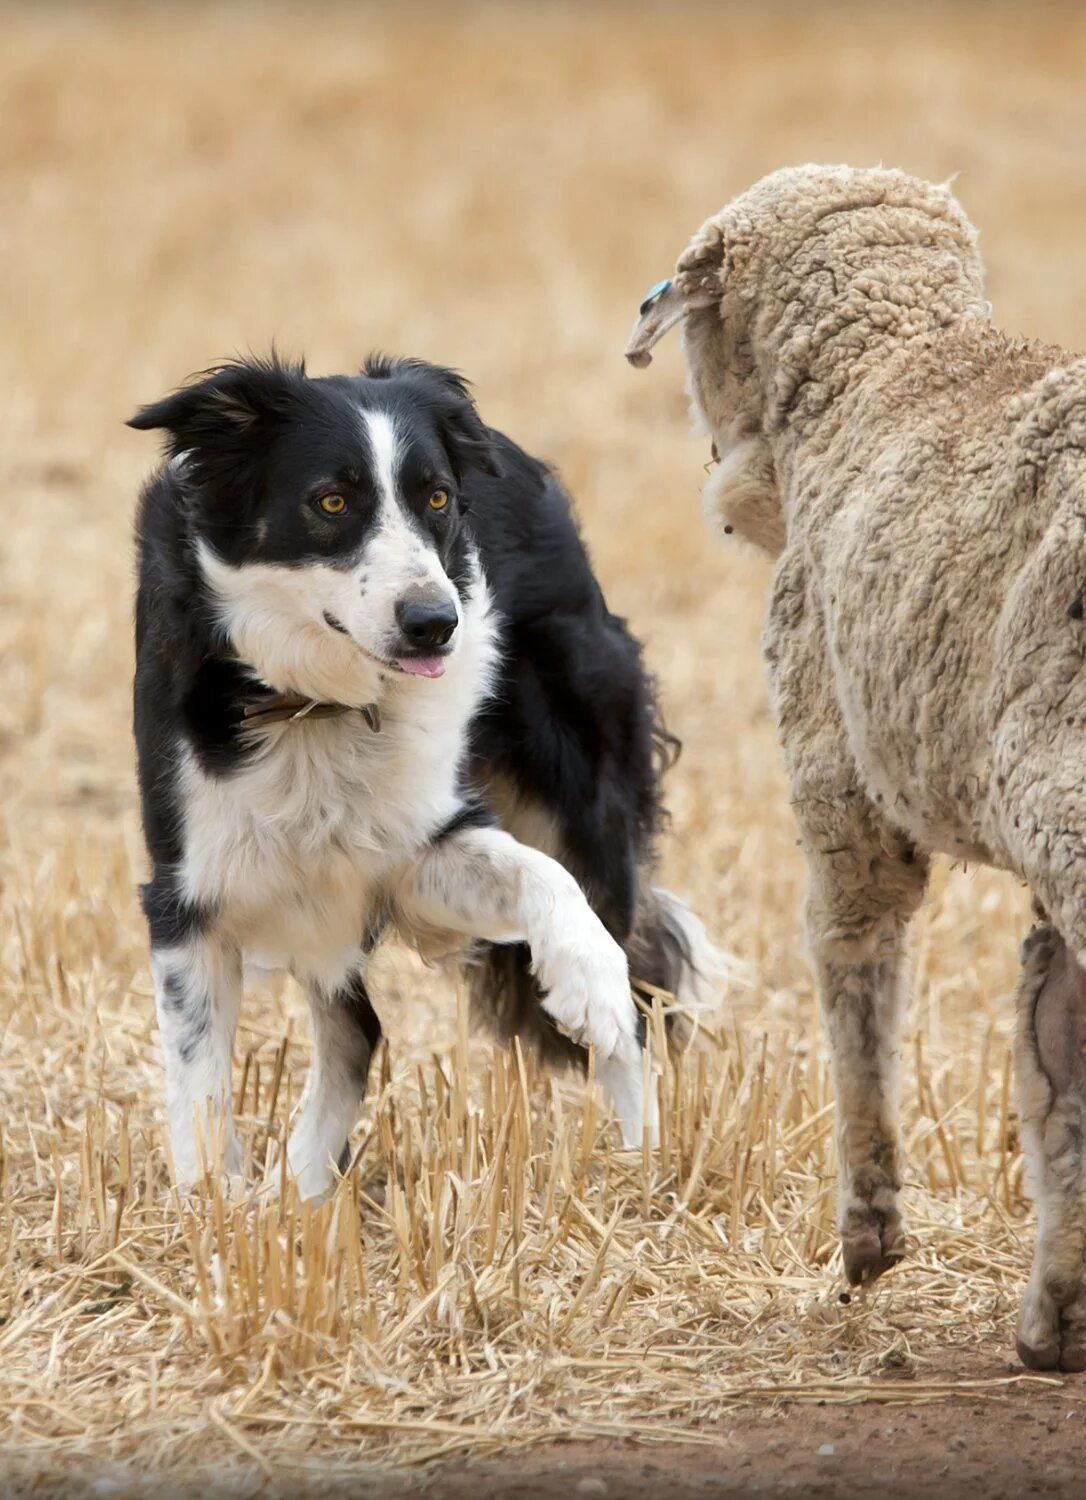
[178,606,497,986]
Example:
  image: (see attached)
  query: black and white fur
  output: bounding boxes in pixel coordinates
[130,355,712,1199]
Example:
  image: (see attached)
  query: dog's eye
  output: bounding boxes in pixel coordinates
[318,494,347,516]
[428,487,450,512]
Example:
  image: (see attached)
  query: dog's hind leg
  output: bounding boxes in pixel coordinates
[287,969,383,1202]
[150,925,243,1187]
[1014,923,1086,1373]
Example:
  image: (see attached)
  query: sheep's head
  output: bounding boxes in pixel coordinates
[626,164,987,557]
[624,208,786,556]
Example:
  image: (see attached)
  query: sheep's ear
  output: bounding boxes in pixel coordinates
[624,273,720,368]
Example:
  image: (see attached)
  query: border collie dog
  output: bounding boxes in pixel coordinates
[130,355,711,1199]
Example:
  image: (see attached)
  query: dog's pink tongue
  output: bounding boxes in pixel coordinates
[397,656,446,679]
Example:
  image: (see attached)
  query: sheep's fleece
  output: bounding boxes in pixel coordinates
[629,164,1086,1372]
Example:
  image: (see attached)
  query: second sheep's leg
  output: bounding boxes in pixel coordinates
[1015,923,1086,1373]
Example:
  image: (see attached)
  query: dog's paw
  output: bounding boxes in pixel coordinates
[537,920,637,1061]
[284,1144,339,1204]
[172,1167,248,1208]
[170,1129,245,1199]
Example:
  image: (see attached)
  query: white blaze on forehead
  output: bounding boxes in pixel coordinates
[362,408,401,509]
[359,403,452,598]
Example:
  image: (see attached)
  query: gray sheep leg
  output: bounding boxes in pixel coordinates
[814,943,910,1285]
[1015,923,1086,1373]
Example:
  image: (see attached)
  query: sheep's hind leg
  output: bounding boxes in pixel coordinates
[1015,923,1086,1373]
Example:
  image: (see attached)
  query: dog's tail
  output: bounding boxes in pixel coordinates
[466,941,587,1069]
[627,885,724,1050]
[466,886,724,1067]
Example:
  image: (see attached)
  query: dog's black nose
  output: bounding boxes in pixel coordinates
[395,595,458,650]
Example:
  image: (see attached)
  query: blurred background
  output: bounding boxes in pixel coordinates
[3,4,1086,1483]
[5,1,1086,869]
[8,0,1086,1212]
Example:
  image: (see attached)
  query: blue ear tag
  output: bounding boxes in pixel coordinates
[639,278,673,316]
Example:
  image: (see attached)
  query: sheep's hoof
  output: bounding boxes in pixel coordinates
[1017,1282,1086,1373]
[841,1209,908,1286]
[1016,1330,1085,1372]
[1016,1335,1062,1371]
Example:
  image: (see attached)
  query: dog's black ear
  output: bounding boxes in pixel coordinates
[127,356,305,456]
[363,355,503,481]
[435,376,504,482]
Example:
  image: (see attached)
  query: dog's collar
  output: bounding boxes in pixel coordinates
[242,691,381,734]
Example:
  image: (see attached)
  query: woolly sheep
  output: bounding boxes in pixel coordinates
[627,164,1086,1372]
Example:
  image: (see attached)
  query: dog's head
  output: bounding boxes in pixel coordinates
[130,355,502,702]
[625,165,986,556]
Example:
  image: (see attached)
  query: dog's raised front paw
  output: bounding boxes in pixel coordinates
[537,925,635,1061]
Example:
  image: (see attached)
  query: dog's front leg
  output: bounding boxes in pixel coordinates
[287,968,383,1202]
[151,928,243,1186]
[396,827,651,1146]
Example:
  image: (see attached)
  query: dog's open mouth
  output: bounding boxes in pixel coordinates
[323,611,448,679]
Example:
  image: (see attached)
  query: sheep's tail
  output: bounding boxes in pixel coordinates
[627,885,726,1051]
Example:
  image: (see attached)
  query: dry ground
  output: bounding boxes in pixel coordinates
[3,2,1086,1495]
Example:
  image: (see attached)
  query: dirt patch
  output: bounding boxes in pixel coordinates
[399,1367,1086,1500]
[417,1413,1084,1500]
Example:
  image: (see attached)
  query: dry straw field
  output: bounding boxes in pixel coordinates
[3,3,1086,1495]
